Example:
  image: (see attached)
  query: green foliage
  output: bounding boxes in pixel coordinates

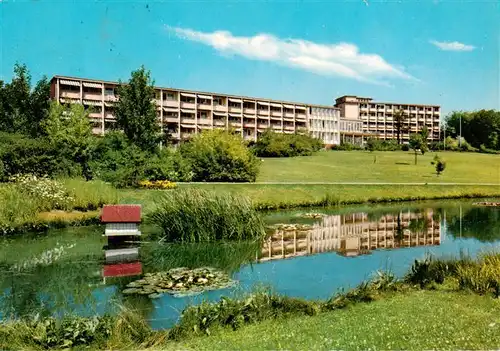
[330,142,364,151]
[252,129,323,157]
[401,144,410,151]
[408,134,427,164]
[432,155,446,175]
[366,138,400,151]
[11,174,73,211]
[42,102,95,180]
[115,66,160,152]
[456,253,500,297]
[90,132,192,188]
[445,110,500,150]
[0,132,81,181]
[168,293,320,340]
[0,63,51,137]
[180,129,260,182]
[148,188,266,242]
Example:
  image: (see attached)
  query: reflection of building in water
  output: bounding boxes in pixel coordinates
[259,210,441,261]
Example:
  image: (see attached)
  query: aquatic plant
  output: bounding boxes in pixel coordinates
[123,267,236,299]
[11,243,76,271]
[148,188,266,242]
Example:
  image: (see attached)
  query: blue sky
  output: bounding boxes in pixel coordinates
[1,0,498,115]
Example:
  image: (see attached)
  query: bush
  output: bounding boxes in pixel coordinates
[252,130,323,157]
[401,144,410,151]
[0,133,81,181]
[479,144,500,154]
[366,138,401,151]
[180,129,259,182]
[148,188,266,242]
[330,142,364,151]
[90,132,192,188]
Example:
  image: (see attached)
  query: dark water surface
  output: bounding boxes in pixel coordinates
[1,199,499,329]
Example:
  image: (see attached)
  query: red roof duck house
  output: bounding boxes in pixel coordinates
[101,204,142,265]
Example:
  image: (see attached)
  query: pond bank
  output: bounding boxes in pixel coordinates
[2,252,499,350]
[3,183,500,235]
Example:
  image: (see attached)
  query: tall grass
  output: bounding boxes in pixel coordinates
[148,188,266,242]
[0,184,38,228]
[61,178,119,210]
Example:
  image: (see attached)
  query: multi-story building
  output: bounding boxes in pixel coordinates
[50,76,340,146]
[335,95,441,143]
[259,210,441,261]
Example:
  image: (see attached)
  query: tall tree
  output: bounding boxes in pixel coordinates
[115,66,160,152]
[0,63,51,136]
[42,102,95,180]
[393,109,408,145]
[419,126,429,143]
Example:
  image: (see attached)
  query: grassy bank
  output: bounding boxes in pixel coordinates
[256,151,500,183]
[2,253,499,350]
[168,290,500,350]
[123,184,500,211]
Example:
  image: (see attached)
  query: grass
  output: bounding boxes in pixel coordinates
[147,188,266,242]
[256,150,500,183]
[167,290,500,351]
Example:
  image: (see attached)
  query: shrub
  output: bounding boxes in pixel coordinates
[252,130,323,157]
[91,132,192,187]
[148,188,266,242]
[366,138,401,151]
[401,144,410,151]
[432,155,446,176]
[0,133,81,181]
[180,129,259,182]
[330,142,364,151]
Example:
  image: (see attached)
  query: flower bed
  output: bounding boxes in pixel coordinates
[138,180,177,190]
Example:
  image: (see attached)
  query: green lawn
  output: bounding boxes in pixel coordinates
[256,151,500,183]
[166,290,500,350]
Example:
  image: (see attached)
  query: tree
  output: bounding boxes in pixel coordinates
[42,102,95,180]
[0,63,51,136]
[419,126,429,143]
[115,66,160,152]
[433,155,446,176]
[393,109,408,145]
[366,137,377,163]
[409,133,426,165]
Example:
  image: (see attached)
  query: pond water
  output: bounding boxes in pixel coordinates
[1,199,499,329]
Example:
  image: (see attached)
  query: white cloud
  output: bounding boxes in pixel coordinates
[167,26,418,85]
[430,40,475,52]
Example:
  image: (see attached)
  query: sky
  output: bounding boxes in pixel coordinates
[0,0,499,116]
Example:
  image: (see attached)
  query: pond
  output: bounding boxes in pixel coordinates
[1,199,499,329]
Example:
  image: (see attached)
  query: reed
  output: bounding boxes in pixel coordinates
[147,188,266,242]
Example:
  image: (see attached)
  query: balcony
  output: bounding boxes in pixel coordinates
[213,120,226,127]
[228,106,242,113]
[198,118,211,125]
[243,122,256,128]
[104,113,115,121]
[89,112,101,120]
[164,100,179,108]
[169,132,181,139]
[180,102,195,110]
[284,112,294,118]
[198,103,212,110]
[164,117,179,123]
[271,124,282,130]
[214,105,227,112]
[284,125,295,131]
[83,92,102,101]
[258,123,269,129]
[229,121,242,128]
[257,109,270,116]
[60,91,80,99]
[181,118,196,124]
[244,108,256,114]
[244,134,255,141]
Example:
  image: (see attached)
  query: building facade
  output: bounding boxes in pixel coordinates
[50,76,340,146]
[50,76,441,146]
[335,95,441,143]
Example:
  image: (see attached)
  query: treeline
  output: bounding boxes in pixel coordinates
[0,64,323,186]
[443,110,500,153]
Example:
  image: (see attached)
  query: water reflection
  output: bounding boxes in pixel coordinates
[102,235,142,283]
[260,210,441,261]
